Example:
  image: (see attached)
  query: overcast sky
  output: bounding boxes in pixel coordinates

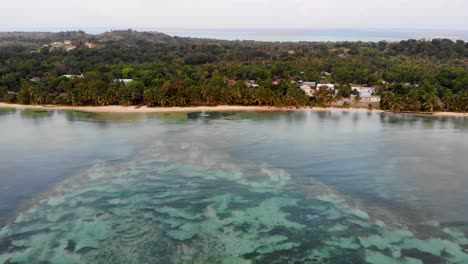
[2,0,468,31]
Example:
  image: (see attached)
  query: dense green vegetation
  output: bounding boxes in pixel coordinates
[0,30,467,112]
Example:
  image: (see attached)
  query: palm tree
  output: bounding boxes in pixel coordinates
[422,93,438,112]
[441,90,453,111]
[381,91,394,110]
[389,94,404,113]
[353,93,361,105]
[404,95,421,112]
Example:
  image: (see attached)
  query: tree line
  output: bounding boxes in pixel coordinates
[0,30,467,112]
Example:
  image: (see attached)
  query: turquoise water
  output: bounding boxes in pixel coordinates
[0,109,467,263]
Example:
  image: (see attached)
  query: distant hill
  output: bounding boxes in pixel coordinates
[0,30,175,46]
[97,30,175,44]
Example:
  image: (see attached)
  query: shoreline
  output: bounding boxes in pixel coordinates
[0,103,466,117]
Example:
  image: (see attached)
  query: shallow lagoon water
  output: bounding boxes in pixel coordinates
[0,109,467,263]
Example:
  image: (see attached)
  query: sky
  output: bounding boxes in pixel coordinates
[1,0,468,31]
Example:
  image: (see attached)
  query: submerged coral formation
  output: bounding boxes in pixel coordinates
[0,141,467,264]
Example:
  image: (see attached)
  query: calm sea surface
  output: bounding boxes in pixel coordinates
[0,108,467,263]
[156,28,468,42]
[5,28,468,42]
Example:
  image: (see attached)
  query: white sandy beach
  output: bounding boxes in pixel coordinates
[0,102,466,117]
[0,103,295,113]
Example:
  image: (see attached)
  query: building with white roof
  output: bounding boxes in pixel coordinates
[351,86,375,94]
[316,83,335,90]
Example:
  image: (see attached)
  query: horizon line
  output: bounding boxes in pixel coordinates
[1,27,468,32]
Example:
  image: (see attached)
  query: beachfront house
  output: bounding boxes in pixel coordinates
[351,86,381,102]
[299,82,316,97]
[357,92,372,101]
[351,93,381,102]
[299,85,314,97]
[351,86,375,94]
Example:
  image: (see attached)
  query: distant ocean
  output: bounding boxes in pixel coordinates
[4,27,468,42]
[155,28,468,42]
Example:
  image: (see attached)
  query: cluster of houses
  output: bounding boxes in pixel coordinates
[297,81,381,102]
[31,71,382,103]
[230,77,382,102]
[45,40,76,52]
[235,70,382,102]
[41,40,97,52]
[34,67,383,104]
[51,40,72,46]
[60,75,134,85]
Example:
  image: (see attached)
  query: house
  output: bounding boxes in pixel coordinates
[299,82,316,97]
[85,42,97,49]
[300,85,314,97]
[62,74,84,79]
[245,80,259,88]
[316,83,335,90]
[351,86,375,94]
[360,93,372,101]
[30,77,41,82]
[351,93,381,102]
[321,72,332,80]
[302,82,316,87]
[115,79,133,85]
[272,79,282,85]
[64,40,72,45]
